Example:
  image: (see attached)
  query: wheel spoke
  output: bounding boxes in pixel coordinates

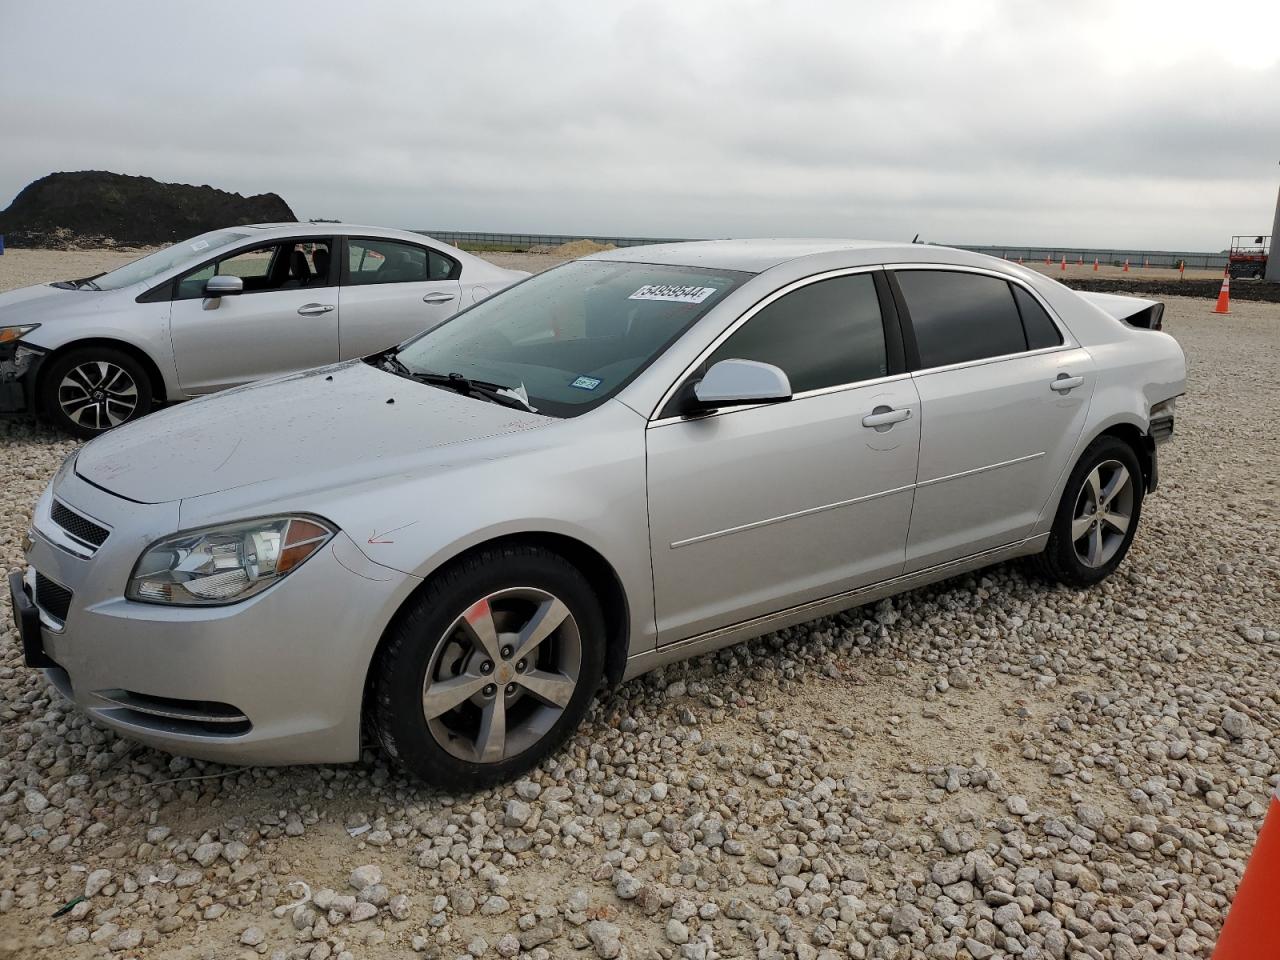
[1085,467,1103,508]
[1101,466,1129,506]
[1101,510,1129,534]
[459,598,503,661]
[67,366,97,393]
[1087,523,1105,566]
[421,673,487,719]
[517,668,575,708]
[512,598,569,661]
[1070,513,1094,541]
[475,695,507,762]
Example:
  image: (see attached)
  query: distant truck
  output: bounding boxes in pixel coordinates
[1228,235,1270,279]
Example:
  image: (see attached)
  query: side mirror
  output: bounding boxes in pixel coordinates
[204,275,243,298]
[686,359,792,414]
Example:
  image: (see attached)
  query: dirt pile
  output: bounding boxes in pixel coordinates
[528,238,617,258]
[0,171,295,248]
[1062,275,1280,304]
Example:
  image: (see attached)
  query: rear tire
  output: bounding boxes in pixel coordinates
[1034,436,1143,588]
[40,346,154,439]
[372,544,604,790]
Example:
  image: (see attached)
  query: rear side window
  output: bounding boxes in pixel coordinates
[707,273,887,393]
[346,239,458,285]
[1012,285,1063,349]
[896,270,1027,368]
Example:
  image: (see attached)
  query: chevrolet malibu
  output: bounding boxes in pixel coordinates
[0,223,527,437]
[11,240,1185,789]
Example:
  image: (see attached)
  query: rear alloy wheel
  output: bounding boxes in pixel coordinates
[41,347,154,438]
[1034,436,1143,588]
[373,545,604,789]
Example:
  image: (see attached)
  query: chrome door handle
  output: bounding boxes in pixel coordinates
[1050,374,1084,392]
[862,406,912,428]
[297,303,335,316]
[422,293,456,304]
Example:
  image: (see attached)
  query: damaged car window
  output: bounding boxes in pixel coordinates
[391,260,748,417]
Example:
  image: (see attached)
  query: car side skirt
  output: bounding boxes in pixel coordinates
[622,534,1049,681]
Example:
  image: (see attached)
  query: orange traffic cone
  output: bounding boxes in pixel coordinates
[1078,255,1083,265]
[1213,790,1280,957]
[1093,258,1099,272]
[1214,273,1231,314]
[1123,259,1130,272]
[1060,255,1067,271]
[1044,254,1051,265]
[1180,262,1186,280]
[1144,257,1149,269]
[1018,256,1023,265]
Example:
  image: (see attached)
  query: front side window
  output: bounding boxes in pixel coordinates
[393,260,747,417]
[896,270,1027,368]
[707,273,887,393]
[175,240,333,300]
[347,239,456,285]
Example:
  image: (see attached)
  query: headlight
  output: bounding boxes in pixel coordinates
[127,516,335,605]
[0,324,39,345]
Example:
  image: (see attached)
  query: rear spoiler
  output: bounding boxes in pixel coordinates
[1076,291,1165,331]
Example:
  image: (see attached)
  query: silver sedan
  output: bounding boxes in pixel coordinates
[12,239,1185,789]
[0,223,527,436]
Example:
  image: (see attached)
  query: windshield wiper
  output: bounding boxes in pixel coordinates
[371,349,413,377]
[416,371,537,413]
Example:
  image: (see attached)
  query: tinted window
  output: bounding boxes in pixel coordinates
[897,271,1027,368]
[706,273,887,393]
[1013,285,1063,350]
[347,239,455,285]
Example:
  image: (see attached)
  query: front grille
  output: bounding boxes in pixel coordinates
[51,500,109,552]
[35,572,73,624]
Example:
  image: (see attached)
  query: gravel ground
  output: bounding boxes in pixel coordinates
[0,251,1277,960]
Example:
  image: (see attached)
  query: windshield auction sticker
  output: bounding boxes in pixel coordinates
[628,284,717,304]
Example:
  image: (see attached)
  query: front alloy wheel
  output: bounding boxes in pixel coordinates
[373,545,604,789]
[40,347,154,438]
[422,588,582,764]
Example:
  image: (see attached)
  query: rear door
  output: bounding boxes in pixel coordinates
[890,267,1095,571]
[168,237,339,393]
[336,237,463,359]
[646,269,920,643]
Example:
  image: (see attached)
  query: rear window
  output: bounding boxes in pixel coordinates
[896,270,1027,368]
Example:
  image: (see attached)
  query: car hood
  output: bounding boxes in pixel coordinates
[75,361,553,504]
[0,282,92,326]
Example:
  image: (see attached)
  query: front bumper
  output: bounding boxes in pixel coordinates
[0,341,45,414]
[17,467,418,765]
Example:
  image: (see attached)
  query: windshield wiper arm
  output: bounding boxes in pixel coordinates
[416,371,537,413]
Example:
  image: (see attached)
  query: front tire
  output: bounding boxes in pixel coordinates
[1035,436,1143,588]
[40,347,154,438]
[372,544,604,790]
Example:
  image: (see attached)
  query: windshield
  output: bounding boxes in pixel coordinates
[90,229,252,291]
[394,260,748,417]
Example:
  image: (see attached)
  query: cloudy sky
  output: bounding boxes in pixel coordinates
[2,1,1278,250]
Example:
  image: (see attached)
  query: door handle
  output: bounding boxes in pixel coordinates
[862,406,912,428]
[297,303,335,316]
[1050,373,1084,392]
[422,293,456,304]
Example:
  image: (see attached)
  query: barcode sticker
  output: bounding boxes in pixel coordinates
[628,284,717,304]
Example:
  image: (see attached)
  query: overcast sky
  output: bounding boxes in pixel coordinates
[2,1,1278,250]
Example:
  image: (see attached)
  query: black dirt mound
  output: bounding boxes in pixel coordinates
[0,171,295,248]
[1061,276,1280,304]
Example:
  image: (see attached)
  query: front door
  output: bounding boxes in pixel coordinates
[892,268,1095,571]
[337,236,463,359]
[169,238,339,393]
[647,270,921,643]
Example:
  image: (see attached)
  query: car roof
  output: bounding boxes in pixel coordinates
[237,222,447,245]
[585,238,994,274]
